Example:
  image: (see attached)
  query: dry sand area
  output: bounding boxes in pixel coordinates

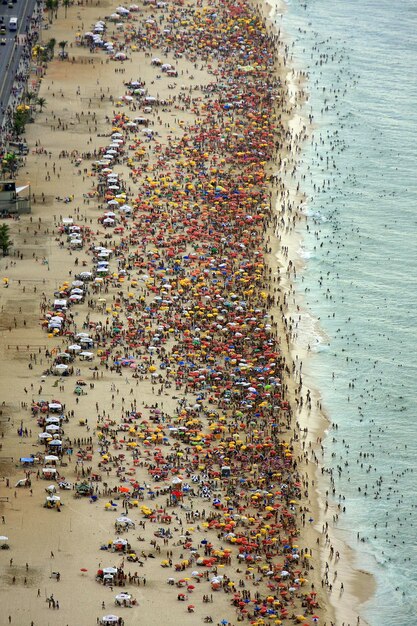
[0,1,342,625]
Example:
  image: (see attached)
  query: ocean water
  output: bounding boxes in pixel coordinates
[267,0,417,624]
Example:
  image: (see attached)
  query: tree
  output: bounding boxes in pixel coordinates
[1,153,18,178]
[45,38,56,60]
[12,108,30,136]
[23,90,37,106]
[37,97,47,112]
[63,0,71,18]
[45,0,56,23]
[58,40,68,59]
[0,224,12,256]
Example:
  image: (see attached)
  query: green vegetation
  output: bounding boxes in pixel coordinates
[63,0,71,18]
[45,0,59,23]
[1,153,18,177]
[36,97,47,112]
[0,224,13,255]
[58,40,68,59]
[12,107,31,136]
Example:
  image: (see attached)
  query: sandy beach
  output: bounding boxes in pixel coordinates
[0,1,375,625]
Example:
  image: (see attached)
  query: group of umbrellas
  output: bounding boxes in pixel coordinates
[28,0,327,624]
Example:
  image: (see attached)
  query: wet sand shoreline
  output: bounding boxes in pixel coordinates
[259,1,376,623]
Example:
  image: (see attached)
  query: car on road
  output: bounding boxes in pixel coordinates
[0,38,6,45]
[0,25,5,35]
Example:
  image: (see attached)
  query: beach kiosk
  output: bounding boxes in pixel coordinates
[0,180,31,215]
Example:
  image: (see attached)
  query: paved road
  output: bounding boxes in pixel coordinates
[0,0,40,132]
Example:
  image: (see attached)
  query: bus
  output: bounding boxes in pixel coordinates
[8,17,17,31]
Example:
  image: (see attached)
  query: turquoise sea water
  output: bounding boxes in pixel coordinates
[268,0,417,624]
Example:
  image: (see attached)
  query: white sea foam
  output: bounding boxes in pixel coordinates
[297,246,312,260]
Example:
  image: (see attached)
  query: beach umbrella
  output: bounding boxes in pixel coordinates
[54,364,68,372]
[49,315,63,324]
[113,538,128,546]
[78,348,94,357]
[115,592,131,601]
[103,567,118,574]
[68,344,82,352]
[0,536,9,542]
[44,455,59,461]
[102,616,120,624]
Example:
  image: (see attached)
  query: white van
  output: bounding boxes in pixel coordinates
[9,17,18,31]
